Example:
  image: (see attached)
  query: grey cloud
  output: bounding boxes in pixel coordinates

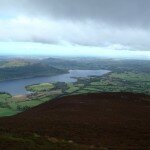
[1,0,150,27]
[23,0,150,27]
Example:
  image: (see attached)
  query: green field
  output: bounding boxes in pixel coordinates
[71,71,150,95]
[0,108,18,116]
[26,83,55,92]
[0,93,11,101]
[0,91,60,117]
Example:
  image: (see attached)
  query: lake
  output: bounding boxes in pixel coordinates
[0,70,110,95]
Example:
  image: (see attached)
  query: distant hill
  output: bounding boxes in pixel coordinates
[0,92,149,149]
[0,61,68,81]
[0,59,38,68]
[43,57,150,73]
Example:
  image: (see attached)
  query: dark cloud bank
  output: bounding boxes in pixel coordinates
[1,0,150,26]
[23,0,150,27]
[1,0,150,52]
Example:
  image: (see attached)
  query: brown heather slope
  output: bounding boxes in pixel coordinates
[0,92,150,149]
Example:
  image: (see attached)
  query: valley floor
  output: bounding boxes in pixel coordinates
[0,71,149,117]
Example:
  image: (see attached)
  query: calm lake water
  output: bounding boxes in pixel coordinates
[0,70,110,95]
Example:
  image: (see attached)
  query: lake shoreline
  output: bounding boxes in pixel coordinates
[0,70,110,95]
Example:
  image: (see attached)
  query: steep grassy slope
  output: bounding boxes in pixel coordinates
[0,93,149,149]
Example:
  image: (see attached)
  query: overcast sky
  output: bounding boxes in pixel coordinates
[0,0,150,59]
